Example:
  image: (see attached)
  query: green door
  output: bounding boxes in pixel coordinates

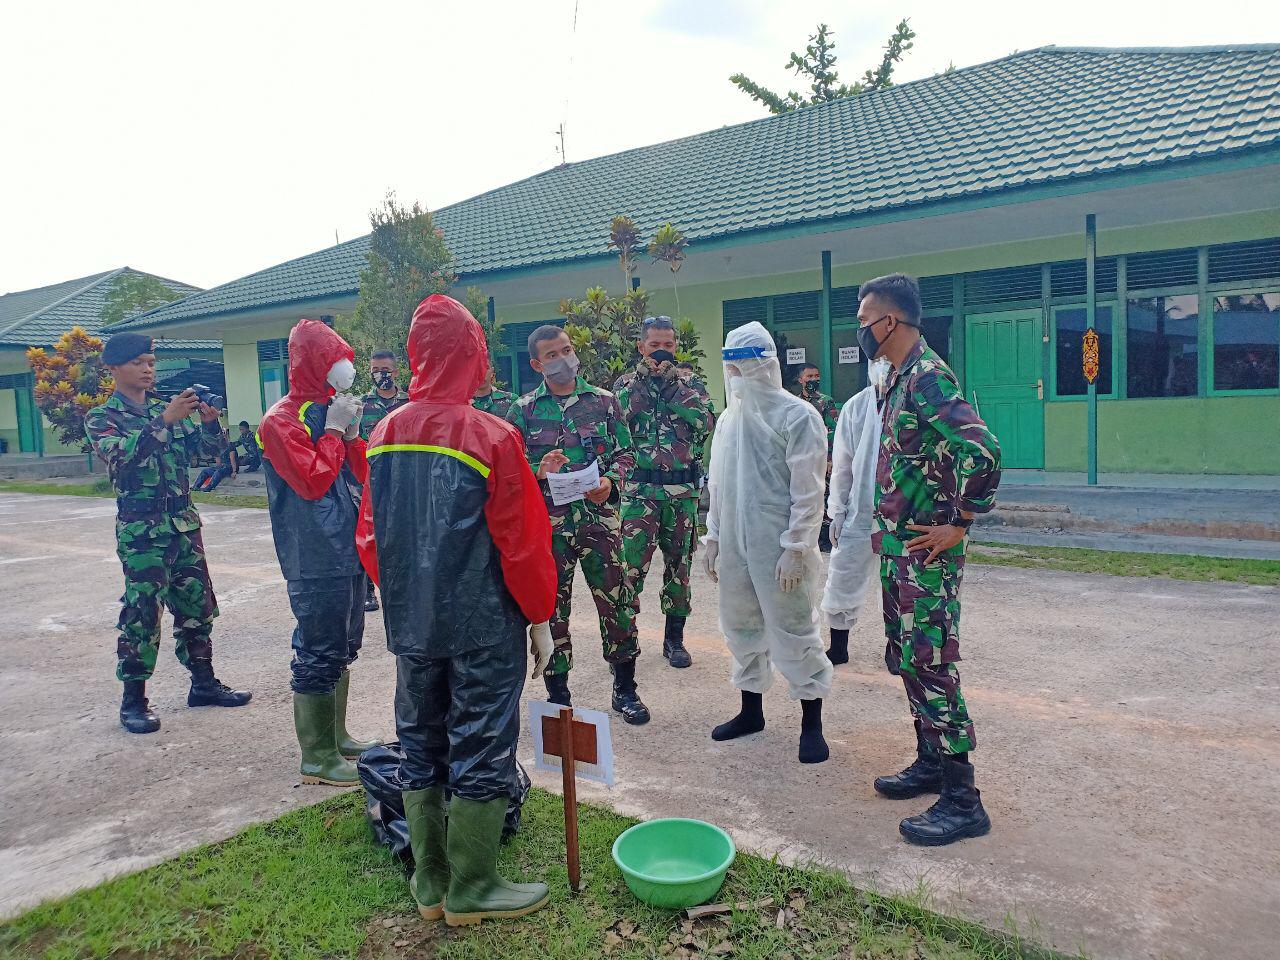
[964,310,1044,469]
[15,377,38,453]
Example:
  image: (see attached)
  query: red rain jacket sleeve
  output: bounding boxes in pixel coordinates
[260,413,348,501]
[345,436,369,485]
[356,483,379,587]
[485,429,557,624]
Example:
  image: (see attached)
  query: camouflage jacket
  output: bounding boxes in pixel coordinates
[873,340,1001,557]
[472,388,518,420]
[358,388,410,440]
[85,392,226,540]
[506,377,635,530]
[613,362,715,501]
[793,384,839,453]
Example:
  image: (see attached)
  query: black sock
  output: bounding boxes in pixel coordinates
[712,691,765,741]
[798,699,829,764]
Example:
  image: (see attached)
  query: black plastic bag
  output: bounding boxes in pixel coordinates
[357,741,531,865]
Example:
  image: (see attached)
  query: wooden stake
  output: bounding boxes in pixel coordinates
[559,707,581,892]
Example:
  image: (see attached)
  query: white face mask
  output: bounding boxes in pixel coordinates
[869,357,892,390]
[327,358,356,391]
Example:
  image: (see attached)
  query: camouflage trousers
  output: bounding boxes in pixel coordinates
[114,528,218,682]
[547,511,635,676]
[621,495,699,621]
[880,553,976,756]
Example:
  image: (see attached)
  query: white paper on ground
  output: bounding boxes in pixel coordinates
[547,459,601,506]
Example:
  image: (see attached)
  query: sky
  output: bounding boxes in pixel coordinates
[2,0,1278,294]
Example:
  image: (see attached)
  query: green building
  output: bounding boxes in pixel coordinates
[109,45,1280,475]
[0,268,217,455]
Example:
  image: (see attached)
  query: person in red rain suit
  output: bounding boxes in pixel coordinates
[357,295,557,927]
[257,319,379,788]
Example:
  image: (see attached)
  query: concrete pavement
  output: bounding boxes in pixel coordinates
[0,492,1276,960]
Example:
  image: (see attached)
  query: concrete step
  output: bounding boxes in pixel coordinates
[0,455,92,481]
[974,526,1280,561]
[979,501,1280,543]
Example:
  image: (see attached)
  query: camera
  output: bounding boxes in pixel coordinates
[188,384,225,410]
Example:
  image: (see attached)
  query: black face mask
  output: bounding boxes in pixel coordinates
[857,316,890,362]
[372,370,396,390]
[649,349,676,364]
[803,379,821,393]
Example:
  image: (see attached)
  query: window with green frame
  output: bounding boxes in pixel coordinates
[1052,305,1115,397]
[1211,290,1280,393]
[257,338,289,408]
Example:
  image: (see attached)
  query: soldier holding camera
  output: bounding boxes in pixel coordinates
[86,332,252,735]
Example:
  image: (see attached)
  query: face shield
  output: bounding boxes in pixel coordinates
[721,321,782,394]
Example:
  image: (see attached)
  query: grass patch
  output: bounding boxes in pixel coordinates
[970,541,1280,586]
[0,480,267,510]
[0,789,1062,960]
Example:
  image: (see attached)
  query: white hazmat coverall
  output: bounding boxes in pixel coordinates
[704,322,832,700]
[821,384,881,630]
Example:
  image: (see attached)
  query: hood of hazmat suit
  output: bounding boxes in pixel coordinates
[821,384,880,630]
[356,294,557,658]
[258,319,368,580]
[705,321,832,700]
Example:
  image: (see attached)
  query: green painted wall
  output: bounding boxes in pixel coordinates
[222,323,294,427]
[1046,396,1280,474]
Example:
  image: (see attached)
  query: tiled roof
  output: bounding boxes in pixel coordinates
[114,44,1280,332]
[0,268,215,349]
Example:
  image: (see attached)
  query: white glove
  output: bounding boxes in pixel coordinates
[529,621,553,679]
[703,538,719,583]
[343,414,360,441]
[829,514,844,549]
[775,548,806,593]
[325,393,361,434]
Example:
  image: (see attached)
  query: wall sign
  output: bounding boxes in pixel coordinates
[785,348,806,364]
[838,345,860,364]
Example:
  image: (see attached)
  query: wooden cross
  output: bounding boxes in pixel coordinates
[540,707,598,892]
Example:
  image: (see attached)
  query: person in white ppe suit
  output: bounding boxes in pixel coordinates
[703,322,833,764]
[821,359,891,665]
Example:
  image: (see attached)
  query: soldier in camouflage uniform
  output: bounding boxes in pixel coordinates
[613,317,715,669]
[472,366,518,419]
[86,332,251,734]
[857,274,1000,847]
[357,350,409,611]
[793,363,839,550]
[506,325,648,724]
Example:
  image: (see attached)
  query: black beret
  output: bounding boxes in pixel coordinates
[101,333,154,365]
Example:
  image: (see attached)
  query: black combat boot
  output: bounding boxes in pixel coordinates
[544,673,571,707]
[120,680,160,734]
[874,719,942,799]
[827,628,849,666]
[711,690,765,741]
[898,755,991,846]
[610,660,650,725]
[363,587,380,612]
[798,698,829,764]
[187,661,252,708]
[662,614,692,669]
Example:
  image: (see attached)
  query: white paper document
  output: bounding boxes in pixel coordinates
[547,459,601,506]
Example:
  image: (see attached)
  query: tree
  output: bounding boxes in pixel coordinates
[100,273,183,326]
[463,286,506,384]
[337,193,457,392]
[560,219,708,389]
[27,327,113,452]
[730,20,916,114]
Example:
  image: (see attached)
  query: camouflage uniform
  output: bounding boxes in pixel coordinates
[358,388,410,440]
[472,387,518,420]
[85,393,227,682]
[507,378,635,676]
[614,363,715,622]
[795,384,839,452]
[874,339,1001,756]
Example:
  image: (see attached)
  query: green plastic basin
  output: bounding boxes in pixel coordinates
[611,818,736,909]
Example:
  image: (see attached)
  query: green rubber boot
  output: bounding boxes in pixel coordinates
[403,787,449,920]
[443,796,549,926]
[335,670,381,759]
[293,692,359,786]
